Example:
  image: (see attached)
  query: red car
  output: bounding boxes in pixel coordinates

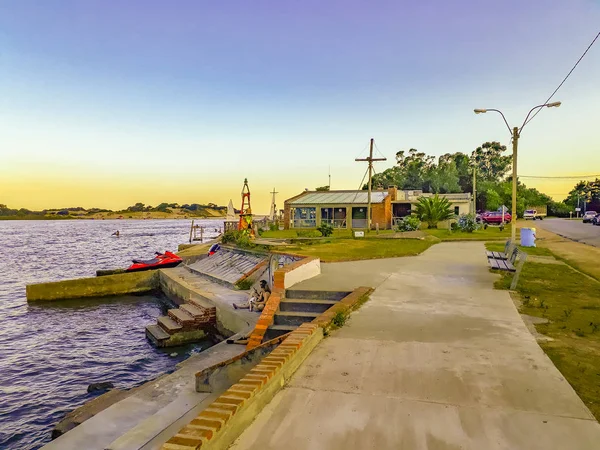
[482,211,511,224]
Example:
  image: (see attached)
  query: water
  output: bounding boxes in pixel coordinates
[0,219,222,450]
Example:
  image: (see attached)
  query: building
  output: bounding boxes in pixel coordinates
[283,187,472,230]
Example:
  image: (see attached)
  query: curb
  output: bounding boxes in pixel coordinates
[161,323,323,450]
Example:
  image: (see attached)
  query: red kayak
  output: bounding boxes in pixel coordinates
[126,251,182,272]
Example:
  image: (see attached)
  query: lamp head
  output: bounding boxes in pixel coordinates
[546,101,561,108]
[474,109,487,114]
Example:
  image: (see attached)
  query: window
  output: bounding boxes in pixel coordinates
[292,207,316,228]
[454,206,460,215]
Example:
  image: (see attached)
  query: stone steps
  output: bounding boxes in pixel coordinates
[264,324,297,341]
[157,316,183,334]
[284,289,350,301]
[273,311,320,327]
[279,298,338,313]
[145,324,171,347]
[168,308,195,327]
[180,303,206,319]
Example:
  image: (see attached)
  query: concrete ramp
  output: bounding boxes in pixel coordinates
[186,248,267,286]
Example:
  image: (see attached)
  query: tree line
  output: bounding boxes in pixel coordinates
[365,141,576,217]
[0,202,226,217]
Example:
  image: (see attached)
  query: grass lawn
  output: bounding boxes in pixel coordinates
[485,242,554,257]
[493,255,600,420]
[278,236,437,262]
[425,226,518,241]
[260,229,397,239]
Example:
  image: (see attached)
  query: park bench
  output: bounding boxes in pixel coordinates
[485,239,513,261]
[487,245,528,290]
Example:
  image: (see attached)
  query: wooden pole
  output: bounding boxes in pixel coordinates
[355,138,386,230]
[189,219,194,243]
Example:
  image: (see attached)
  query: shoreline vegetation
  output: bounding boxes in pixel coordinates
[0,202,227,220]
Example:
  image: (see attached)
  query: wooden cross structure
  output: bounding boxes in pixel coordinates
[355,138,387,230]
[269,188,278,221]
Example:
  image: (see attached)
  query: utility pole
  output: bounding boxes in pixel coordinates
[269,188,278,221]
[355,138,386,230]
[511,127,519,244]
[472,165,477,214]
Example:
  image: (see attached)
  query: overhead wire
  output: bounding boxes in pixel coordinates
[350,167,370,204]
[519,174,600,179]
[522,30,600,128]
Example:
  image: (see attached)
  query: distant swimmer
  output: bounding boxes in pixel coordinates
[112,230,120,237]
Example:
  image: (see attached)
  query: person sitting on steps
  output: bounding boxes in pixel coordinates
[233,280,271,311]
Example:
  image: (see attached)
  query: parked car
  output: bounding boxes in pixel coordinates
[482,211,512,225]
[592,214,600,226]
[524,209,544,220]
[582,211,597,223]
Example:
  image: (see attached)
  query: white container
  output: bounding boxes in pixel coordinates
[521,227,536,247]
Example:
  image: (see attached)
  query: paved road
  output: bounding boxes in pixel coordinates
[230,242,600,450]
[537,218,600,247]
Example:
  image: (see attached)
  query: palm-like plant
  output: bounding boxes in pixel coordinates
[414,194,454,229]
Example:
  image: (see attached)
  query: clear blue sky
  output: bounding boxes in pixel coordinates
[1,0,599,212]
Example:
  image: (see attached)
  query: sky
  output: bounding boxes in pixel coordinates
[1,1,599,213]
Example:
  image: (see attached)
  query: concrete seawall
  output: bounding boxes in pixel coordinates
[26,271,159,302]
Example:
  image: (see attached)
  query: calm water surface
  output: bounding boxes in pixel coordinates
[0,219,221,450]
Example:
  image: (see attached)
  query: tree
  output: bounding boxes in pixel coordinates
[426,159,461,194]
[564,179,600,211]
[155,203,170,212]
[127,202,146,212]
[315,186,330,191]
[414,195,454,229]
[440,153,472,192]
[471,142,511,182]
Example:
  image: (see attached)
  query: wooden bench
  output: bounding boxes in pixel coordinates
[487,246,528,290]
[485,240,513,261]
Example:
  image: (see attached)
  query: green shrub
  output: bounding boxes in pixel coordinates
[332,311,347,327]
[414,194,454,229]
[316,222,334,237]
[236,278,253,290]
[269,223,278,231]
[222,230,239,244]
[296,230,322,238]
[456,213,479,233]
[236,232,254,248]
[396,215,421,232]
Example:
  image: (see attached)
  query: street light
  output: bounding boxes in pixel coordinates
[473,102,561,244]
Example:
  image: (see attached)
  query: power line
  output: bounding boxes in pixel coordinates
[523,30,600,128]
[519,174,600,179]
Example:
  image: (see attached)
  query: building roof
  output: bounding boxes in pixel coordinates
[287,191,389,206]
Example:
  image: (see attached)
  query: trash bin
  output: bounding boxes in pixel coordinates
[521,227,536,247]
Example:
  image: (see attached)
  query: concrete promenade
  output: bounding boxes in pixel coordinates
[229,242,600,449]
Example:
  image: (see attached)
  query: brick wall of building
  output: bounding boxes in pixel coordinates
[371,193,392,229]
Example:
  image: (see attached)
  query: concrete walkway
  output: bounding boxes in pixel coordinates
[230,242,600,450]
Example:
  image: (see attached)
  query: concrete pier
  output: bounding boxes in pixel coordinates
[26,271,158,302]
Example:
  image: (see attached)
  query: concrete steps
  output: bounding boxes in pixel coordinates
[264,324,296,341]
[273,311,320,327]
[261,289,350,344]
[145,324,170,346]
[285,289,350,301]
[180,303,206,319]
[168,308,195,327]
[158,316,183,334]
[279,298,338,313]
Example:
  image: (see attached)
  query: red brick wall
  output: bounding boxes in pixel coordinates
[371,195,392,229]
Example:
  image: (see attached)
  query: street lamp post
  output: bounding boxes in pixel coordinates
[474,102,561,244]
